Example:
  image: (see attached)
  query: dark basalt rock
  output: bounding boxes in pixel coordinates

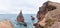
[33,23,38,26]
[33,23,44,28]
[31,16,35,20]
[23,22,27,26]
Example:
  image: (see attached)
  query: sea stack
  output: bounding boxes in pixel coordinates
[17,10,27,26]
[17,10,24,22]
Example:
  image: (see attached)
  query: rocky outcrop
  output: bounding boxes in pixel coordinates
[0,20,14,28]
[17,10,24,22]
[31,16,35,20]
[34,1,60,28]
[45,1,60,22]
[17,10,27,26]
[37,1,56,21]
[44,1,60,28]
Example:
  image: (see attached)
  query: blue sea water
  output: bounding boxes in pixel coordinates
[0,14,38,28]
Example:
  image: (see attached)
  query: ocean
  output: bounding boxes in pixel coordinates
[0,14,38,28]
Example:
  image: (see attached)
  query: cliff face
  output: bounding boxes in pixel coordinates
[37,1,56,21]
[45,1,60,28]
[35,1,60,28]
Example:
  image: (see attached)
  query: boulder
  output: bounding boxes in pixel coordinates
[0,20,14,28]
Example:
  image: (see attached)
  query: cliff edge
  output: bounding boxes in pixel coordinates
[35,1,60,28]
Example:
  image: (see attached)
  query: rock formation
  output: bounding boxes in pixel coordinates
[17,10,24,22]
[34,1,60,28]
[37,1,56,21]
[31,16,35,20]
[17,10,27,26]
[0,20,14,28]
[44,1,60,28]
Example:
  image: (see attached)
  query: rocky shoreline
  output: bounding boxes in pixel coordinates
[34,1,60,28]
[0,1,60,28]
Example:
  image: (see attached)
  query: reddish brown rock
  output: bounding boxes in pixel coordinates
[17,10,27,26]
[17,10,24,22]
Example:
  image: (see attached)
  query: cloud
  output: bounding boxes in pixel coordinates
[0,0,47,14]
[49,0,60,3]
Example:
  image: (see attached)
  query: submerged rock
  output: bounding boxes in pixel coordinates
[31,16,35,20]
[23,22,27,26]
[0,20,14,28]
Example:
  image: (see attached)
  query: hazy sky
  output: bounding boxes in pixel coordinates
[0,0,59,14]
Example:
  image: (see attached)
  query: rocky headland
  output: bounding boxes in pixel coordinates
[34,1,60,28]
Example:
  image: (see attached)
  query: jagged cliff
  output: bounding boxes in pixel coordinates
[34,1,60,28]
[45,1,60,28]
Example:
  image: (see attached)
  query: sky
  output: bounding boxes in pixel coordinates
[0,0,59,14]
